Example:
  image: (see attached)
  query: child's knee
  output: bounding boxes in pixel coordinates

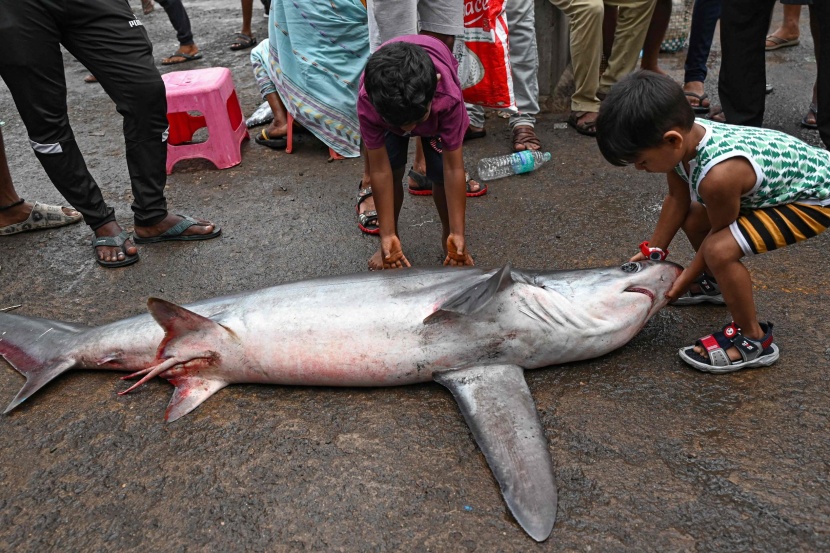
[701,231,742,267]
[682,201,711,234]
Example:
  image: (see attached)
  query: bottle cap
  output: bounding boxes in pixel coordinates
[543,152,552,161]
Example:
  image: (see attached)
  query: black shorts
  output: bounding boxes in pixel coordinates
[384,133,444,185]
[730,203,830,255]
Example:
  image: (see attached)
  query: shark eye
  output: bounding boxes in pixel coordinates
[621,262,641,273]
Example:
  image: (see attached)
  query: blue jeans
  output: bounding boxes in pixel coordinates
[683,0,721,84]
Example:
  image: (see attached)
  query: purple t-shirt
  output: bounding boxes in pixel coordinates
[358,34,469,152]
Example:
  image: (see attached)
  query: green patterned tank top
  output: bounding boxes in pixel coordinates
[673,120,830,209]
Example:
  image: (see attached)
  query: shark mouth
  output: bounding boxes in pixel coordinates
[625,287,655,302]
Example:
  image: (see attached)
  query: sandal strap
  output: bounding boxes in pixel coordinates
[512,126,541,147]
[697,334,732,367]
[92,230,130,248]
[358,210,377,226]
[157,216,198,238]
[731,322,775,362]
[695,274,720,295]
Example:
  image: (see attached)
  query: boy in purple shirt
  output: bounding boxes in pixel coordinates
[358,35,479,270]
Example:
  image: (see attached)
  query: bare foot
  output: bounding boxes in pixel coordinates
[368,250,383,271]
[263,119,289,139]
[94,221,137,264]
[133,213,217,240]
[0,201,79,228]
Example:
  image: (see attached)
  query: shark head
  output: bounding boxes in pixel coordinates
[532,260,682,322]
[512,261,683,362]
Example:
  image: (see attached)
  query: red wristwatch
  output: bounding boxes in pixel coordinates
[639,241,668,261]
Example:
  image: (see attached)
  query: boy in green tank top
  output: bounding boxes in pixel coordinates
[596,71,830,373]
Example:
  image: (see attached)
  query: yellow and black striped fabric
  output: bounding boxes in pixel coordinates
[735,203,830,254]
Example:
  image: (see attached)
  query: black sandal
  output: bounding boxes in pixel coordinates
[356,184,379,235]
[230,33,256,51]
[801,102,818,129]
[407,168,434,196]
[92,230,139,268]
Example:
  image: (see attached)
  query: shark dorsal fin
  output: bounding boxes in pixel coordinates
[148,297,216,336]
[424,263,515,324]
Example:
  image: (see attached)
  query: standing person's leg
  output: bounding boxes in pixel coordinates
[60,0,218,245]
[230,0,256,50]
[155,0,202,64]
[367,0,418,52]
[549,0,604,134]
[640,0,671,73]
[812,1,830,148]
[416,0,463,50]
[0,1,115,231]
[765,3,802,49]
[600,0,658,96]
[683,0,721,112]
[718,0,776,126]
[0,126,82,234]
[465,104,486,138]
[507,0,542,151]
[250,40,289,146]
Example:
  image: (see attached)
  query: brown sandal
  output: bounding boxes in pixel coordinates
[512,125,541,152]
[567,111,597,137]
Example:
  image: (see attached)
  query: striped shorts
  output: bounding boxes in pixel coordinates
[730,203,830,255]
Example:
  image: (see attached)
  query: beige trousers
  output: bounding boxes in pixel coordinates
[548,0,657,113]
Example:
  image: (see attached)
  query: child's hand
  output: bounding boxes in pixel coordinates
[444,234,474,267]
[666,268,696,301]
[381,235,411,269]
[629,251,647,262]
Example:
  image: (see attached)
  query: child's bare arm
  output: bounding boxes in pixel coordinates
[367,146,410,269]
[630,171,691,261]
[697,158,755,232]
[666,158,755,299]
[442,147,473,266]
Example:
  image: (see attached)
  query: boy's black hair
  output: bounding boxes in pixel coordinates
[596,70,696,166]
[364,41,438,127]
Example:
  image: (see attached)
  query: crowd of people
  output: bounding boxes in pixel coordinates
[0,0,828,371]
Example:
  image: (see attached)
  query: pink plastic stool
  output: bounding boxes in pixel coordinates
[162,67,249,174]
[285,113,345,160]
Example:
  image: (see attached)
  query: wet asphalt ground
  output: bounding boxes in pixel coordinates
[1,2,828,552]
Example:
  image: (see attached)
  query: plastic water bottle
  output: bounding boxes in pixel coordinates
[476,151,552,181]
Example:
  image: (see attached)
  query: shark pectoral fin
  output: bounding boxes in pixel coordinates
[434,364,557,542]
[165,375,228,423]
[424,263,514,324]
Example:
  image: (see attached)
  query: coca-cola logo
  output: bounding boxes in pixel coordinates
[466,0,489,16]
[465,0,491,31]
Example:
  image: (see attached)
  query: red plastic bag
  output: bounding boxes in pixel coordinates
[454,0,516,112]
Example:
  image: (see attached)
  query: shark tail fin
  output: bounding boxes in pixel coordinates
[0,312,86,413]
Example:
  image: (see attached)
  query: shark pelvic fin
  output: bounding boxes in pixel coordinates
[165,375,229,422]
[424,263,515,324]
[434,364,557,542]
[145,298,240,421]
